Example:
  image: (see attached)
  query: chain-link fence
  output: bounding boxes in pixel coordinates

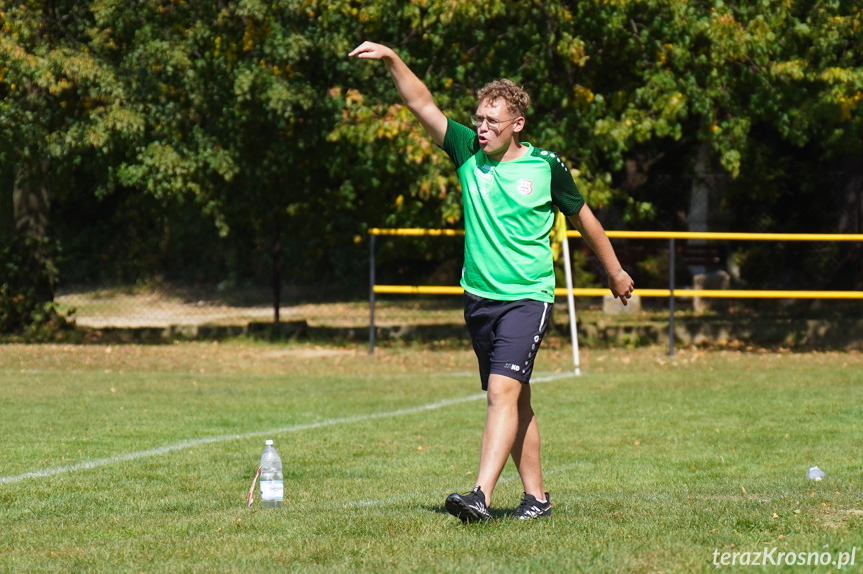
[55,284,280,329]
[23,170,863,330]
[583,170,863,298]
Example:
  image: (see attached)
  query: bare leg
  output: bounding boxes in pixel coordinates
[474,374,528,507]
[510,383,546,500]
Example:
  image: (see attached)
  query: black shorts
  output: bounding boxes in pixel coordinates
[463,291,553,391]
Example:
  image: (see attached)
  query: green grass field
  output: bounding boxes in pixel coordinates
[1,341,861,573]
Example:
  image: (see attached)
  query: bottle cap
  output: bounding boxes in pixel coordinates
[266,439,273,446]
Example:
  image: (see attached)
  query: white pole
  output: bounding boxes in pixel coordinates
[561,226,581,376]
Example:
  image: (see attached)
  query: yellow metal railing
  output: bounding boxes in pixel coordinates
[371,285,863,299]
[367,228,863,354]
[371,228,863,242]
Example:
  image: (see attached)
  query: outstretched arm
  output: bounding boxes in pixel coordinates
[349,41,448,146]
[568,204,635,306]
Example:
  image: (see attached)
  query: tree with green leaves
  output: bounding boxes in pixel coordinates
[1,0,144,330]
[335,0,861,289]
[1,1,860,334]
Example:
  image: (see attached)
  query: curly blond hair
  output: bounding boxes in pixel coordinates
[476,79,531,117]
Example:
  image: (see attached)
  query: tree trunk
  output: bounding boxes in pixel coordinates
[0,170,13,236]
[688,142,729,313]
[687,141,711,274]
[272,213,281,325]
[837,163,862,235]
[13,160,55,305]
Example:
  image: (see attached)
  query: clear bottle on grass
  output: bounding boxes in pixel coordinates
[260,439,284,509]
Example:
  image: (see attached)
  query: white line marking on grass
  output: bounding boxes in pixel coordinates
[0,372,575,486]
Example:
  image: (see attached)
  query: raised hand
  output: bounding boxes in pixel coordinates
[348,41,395,61]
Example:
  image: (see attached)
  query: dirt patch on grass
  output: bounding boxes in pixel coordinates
[259,347,357,360]
[56,288,465,329]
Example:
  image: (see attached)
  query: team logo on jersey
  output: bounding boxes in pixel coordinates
[516,178,534,195]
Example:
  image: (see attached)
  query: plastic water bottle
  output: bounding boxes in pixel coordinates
[259,439,284,509]
[806,466,826,481]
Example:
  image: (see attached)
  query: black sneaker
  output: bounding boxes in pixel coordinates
[514,492,552,519]
[445,486,490,523]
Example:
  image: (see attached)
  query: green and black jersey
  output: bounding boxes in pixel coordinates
[441,118,585,303]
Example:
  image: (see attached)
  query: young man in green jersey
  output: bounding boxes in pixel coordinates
[349,41,635,522]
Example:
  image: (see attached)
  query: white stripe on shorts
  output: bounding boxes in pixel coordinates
[538,302,549,332]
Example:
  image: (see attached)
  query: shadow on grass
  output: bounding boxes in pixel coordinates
[421,504,522,522]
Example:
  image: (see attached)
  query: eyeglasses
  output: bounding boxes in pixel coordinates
[469,114,519,130]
